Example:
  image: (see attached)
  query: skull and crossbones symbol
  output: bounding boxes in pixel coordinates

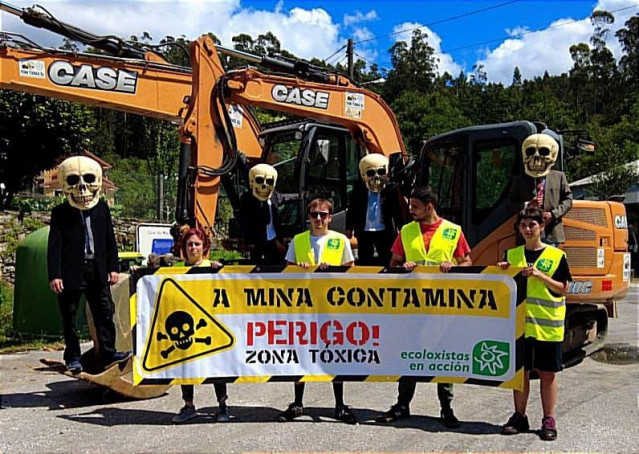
[156,311,211,359]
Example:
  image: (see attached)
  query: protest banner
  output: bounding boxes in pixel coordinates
[132,266,524,390]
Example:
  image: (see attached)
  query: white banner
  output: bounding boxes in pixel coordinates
[133,267,523,389]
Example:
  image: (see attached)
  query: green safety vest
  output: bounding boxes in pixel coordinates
[293,230,346,266]
[400,220,462,265]
[507,245,566,342]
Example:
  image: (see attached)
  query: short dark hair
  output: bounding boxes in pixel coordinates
[409,186,438,209]
[516,206,544,226]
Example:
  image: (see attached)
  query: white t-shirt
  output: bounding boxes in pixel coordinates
[285,231,354,265]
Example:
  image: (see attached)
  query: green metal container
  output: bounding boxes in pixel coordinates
[13,226,87,336]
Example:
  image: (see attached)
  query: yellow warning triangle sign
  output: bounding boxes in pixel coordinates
[141,277,235,373]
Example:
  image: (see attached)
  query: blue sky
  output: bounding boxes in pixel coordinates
[2,0,638,83]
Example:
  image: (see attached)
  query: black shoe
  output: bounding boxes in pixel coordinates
[277,403,304,421]
[501,412,530,435]
[375,404,410,423]
[539,416,557,441]
[335,405,358,424]
[215,405,231,422]
[441,408,461,428]
[65,360,82,374]
[171,405,197,424]
[104,351,131,369]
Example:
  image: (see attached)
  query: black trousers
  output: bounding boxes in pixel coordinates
[57,260,117,364]
[357,230,395,266]
[181,384,228,405]
[397,378,454,409]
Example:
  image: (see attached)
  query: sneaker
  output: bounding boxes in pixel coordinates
[277,403,304,422]
[65,360,83,375]
[215,405,231,422]
[335,405,358,424]
[501,412,530,435]
[375,403,410,423]
[539,416,557,441]
[441,408,461,428]
[171,405,198,424]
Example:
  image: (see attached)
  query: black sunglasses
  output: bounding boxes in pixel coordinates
[309,211,329,219]
[365,168,387,177]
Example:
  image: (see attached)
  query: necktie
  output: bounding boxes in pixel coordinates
[535,179,544,207]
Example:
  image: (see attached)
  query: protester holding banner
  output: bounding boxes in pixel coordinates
[376,186,472,428]
[278,198,357,424]
[168,227,231,424]
[498,206,571,441]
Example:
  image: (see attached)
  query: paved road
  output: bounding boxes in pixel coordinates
[1,284,637,453]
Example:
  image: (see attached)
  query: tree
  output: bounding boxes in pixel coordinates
[616,14,639,100]
[383,29,438,102]
[0,92,94,208]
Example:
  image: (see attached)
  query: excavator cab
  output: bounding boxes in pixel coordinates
[416,121,539,251]
[227,120,364,244]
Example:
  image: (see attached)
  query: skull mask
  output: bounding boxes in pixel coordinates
[165,311,194,351]
[59,156,102,210]
[522,134,559,178]
[249,163,277,201]
[359,154,389,193]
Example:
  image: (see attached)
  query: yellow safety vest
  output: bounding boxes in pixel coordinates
[507,245,566,342]
[400,220,462,265]
[293,230,346,266]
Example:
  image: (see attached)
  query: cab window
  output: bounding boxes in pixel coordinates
[472,140,516,220]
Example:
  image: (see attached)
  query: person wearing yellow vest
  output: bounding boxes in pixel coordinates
[278,198,357,424]
[376,186,472,429]
[167,228,231,424]
[498,206,571,442]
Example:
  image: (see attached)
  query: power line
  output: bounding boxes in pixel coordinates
[354,0,521,45]
[433,3,639,56]
[323,0,520,61]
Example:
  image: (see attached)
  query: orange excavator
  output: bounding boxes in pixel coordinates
[1,2,630,393]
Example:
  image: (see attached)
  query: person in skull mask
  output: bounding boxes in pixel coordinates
[47,156,130,374]
[508,133,573,245]
[345,154,405,266]
[238,163,285,265]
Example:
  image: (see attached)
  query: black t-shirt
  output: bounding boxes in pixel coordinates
[503,247,572,293]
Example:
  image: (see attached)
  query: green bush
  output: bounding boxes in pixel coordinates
[0,282,14,338]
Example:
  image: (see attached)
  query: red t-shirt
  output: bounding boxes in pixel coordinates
[391,219,471,259]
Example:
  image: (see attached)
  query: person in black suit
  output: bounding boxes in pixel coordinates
[239,163,285,265]
[508,132,573,245]
[345,155,405,266]
[47,156,128,374]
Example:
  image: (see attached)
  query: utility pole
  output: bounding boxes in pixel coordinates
[347,38,354,79]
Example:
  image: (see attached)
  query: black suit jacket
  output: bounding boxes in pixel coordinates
[345,182,405,237]
[508,170,573,243]
[47,200,118,289]
[238,191,282,248]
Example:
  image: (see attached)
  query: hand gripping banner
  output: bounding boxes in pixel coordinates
[131,265,525,390]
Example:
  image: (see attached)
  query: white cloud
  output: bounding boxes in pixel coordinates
[0,0,342,61]
[344,10,378,27]
[475,0,639,84]
[391,22,463,77]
